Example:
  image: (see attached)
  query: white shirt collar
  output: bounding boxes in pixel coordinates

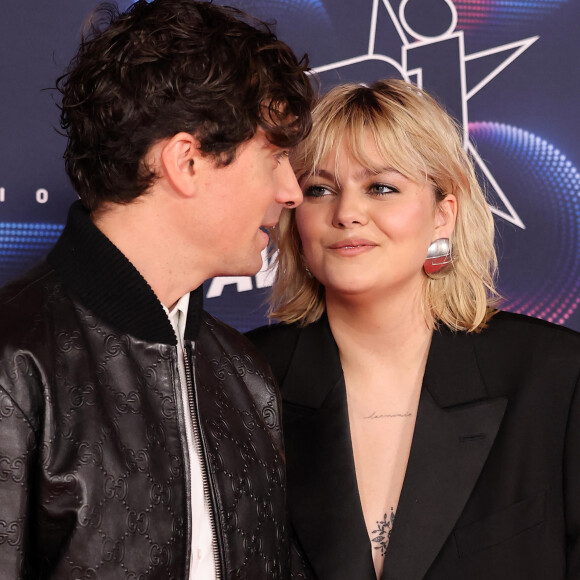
[163,293,190,345]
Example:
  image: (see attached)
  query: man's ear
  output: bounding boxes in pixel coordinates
[435,193,458,239]
[159,132,199,198]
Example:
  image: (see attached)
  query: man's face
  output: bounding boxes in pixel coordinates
[193,129,303,278]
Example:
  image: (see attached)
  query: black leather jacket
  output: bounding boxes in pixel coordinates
[0,202,304,579]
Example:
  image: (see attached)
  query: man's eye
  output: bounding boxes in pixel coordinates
[303,185,331,198]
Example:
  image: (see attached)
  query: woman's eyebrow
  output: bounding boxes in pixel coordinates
[298,168,335,183]
[355,166,403,180]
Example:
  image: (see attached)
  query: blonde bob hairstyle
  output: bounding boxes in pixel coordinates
[269,78,499,332]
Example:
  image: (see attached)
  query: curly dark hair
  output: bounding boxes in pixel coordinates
[58,0,314,210]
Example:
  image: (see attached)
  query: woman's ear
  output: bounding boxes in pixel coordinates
[159,132,199,197]
[435,193,458,239]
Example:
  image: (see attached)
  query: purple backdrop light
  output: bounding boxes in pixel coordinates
[456,0,568,27]
[470,121,580,325]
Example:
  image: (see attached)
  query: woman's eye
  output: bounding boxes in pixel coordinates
[369,183,398,196]
[303,184,332,198]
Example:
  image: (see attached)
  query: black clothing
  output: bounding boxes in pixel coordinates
[0,201,302,579]
[248,312,580,580]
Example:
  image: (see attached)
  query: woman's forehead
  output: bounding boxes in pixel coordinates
[314,134,421,180]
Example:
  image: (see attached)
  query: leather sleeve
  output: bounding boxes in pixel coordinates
[0,383,39,579]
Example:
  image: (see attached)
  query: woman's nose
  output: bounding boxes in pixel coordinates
[332,193,368,228]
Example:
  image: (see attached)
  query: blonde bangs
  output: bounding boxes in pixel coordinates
[293,84,431,188]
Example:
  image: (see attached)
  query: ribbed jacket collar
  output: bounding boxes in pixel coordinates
[47,200,203,345]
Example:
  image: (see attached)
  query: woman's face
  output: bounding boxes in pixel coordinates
[295,135,456,302]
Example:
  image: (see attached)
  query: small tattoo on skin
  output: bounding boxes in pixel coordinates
[364,411,412,419]
[371,507,396,556]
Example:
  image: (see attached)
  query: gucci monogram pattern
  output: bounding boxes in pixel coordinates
[0,265,303,579]
[195,315,287,577]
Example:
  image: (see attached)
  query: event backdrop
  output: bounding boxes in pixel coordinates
[1,0,579,332]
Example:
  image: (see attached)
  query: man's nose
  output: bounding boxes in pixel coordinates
[276,159,303,208]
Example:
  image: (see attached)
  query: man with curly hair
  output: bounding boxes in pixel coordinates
[0,1,313,578]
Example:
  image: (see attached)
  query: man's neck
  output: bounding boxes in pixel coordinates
[91,197,205,308]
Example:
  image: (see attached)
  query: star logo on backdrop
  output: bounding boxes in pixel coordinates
[314,0,537,229]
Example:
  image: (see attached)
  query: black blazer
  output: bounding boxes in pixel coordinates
[247,311,580,580]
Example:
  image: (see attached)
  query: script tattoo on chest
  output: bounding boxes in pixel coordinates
[371,507,396,557]
[364,411,412,419]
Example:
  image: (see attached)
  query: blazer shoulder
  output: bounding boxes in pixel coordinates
[470,311,580,394]
[245,322,302,386]
[484,310,580,349]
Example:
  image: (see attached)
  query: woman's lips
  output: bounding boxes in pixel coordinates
[328,239,378,255]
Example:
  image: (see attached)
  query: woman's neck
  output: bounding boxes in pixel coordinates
[327,285,431,351]
[326,286,433,398]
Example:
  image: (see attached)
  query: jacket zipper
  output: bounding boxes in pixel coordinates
[182,342,224,579]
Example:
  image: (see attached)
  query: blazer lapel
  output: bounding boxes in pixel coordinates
[382,326,507,580]
[281,316,375,580]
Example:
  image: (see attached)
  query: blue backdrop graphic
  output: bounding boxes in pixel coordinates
[1,0,579,332]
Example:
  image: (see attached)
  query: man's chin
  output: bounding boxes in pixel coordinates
[216,256,263,279]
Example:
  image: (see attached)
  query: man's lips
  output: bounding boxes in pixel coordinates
[259,224,276,237]
[258,224,277,245]
[328,239,377,250]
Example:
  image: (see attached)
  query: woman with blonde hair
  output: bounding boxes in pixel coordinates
[248,79,580,580]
